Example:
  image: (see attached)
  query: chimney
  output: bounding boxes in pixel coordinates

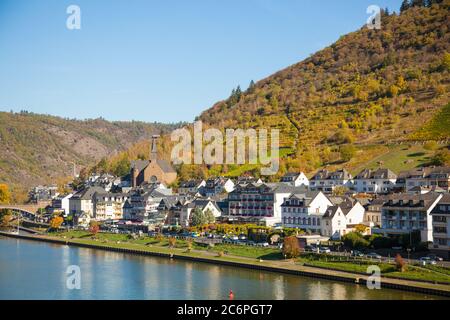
[150,135,160,161]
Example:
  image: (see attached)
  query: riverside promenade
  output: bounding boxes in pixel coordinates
[1,231,449,298]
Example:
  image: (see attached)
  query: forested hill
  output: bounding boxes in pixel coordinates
[196,2,449,177]
[0,111,183,199]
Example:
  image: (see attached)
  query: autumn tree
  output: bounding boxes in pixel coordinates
[282,236,301,259]
[204,209,216,224]
[50,216,64,230]
[0,184,11,204]
[168,237,177,248]
[395,254,407,272]
[89,221,100,236]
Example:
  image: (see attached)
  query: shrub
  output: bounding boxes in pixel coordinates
[342,232,370,249]
[395,254,407,272]
[282,236,301,258]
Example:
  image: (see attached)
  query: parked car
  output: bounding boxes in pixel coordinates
[247,241,256,246]
[366,252,382,259]
[319,247,331,253]
[257,242,269,247]
[419,257,437,265]
[426,254,443,262]
[351,250,364,257]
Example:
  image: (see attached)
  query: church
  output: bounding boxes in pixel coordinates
[130,135,177,187]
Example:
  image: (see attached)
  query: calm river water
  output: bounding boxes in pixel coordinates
[0,236,444,300]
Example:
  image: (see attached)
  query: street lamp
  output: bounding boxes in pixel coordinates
[406,248,411,263]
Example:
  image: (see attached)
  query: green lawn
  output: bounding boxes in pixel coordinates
[353,144,435,174]
[298,254,450,284]
[211,244,282,260]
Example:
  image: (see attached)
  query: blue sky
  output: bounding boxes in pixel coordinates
[0,0,402,123]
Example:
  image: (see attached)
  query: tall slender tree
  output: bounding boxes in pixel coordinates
[400,0,410,12]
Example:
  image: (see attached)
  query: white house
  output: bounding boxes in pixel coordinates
[309,169,353,193]
[321,198,366,239]
[430,193,450,259]
[69,186,106,217]
[203,177,235,197]
[280,172,309,187]
[353,168,397,194]
[227,183,306,226]
[74,212,91,228]
[281,191,332,233]
[51,193,73,216]
[378,192,443,243]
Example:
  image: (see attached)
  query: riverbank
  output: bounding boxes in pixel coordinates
[1,231,449,298]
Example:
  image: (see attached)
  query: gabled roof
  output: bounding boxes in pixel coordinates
[355,168,397,180]
[72,186,106,200]
[382,192,442,210]
[311,169,352,180]
[323,206,343,219]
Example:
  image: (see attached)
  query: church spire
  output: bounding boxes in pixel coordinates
[150,135,160,161]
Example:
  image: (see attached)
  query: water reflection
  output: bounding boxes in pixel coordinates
[0,237,444,300]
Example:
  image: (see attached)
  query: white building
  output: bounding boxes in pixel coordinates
[69,186,106,217]
[281,191,332,233]
[353,168,397,194]
[280,172,309,187]
[321,199,365,239]
[51,193,73,216]
[309,169,353,193]
[227,183,305,226]
[378,192,443,243]
[203,177,235,197]
[430,193,450,259]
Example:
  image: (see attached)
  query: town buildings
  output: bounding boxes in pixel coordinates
[130,136,177,187]
[309,169,353,193]
[280,172,309,187]
[397,167,450,192]
[353,168,397,194]
[378,192,443,243]
[430,193,450,259]
[178,179,206,195]
[202,177,235,197]
[280,191,332,233]
[227,183,305,226]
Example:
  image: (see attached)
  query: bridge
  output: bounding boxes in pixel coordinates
[0,204,41,220]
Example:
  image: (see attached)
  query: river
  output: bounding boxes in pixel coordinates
[0,236,444,300]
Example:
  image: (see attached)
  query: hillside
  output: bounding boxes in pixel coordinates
[193,2,449,179]
[0,111,182,199]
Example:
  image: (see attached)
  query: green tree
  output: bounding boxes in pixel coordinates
[400,0,410,12]
[340,144,356,162]
[430,149,450,166]
[113,157,130,177]
[191,208,207,226]
[204,209,216,224]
